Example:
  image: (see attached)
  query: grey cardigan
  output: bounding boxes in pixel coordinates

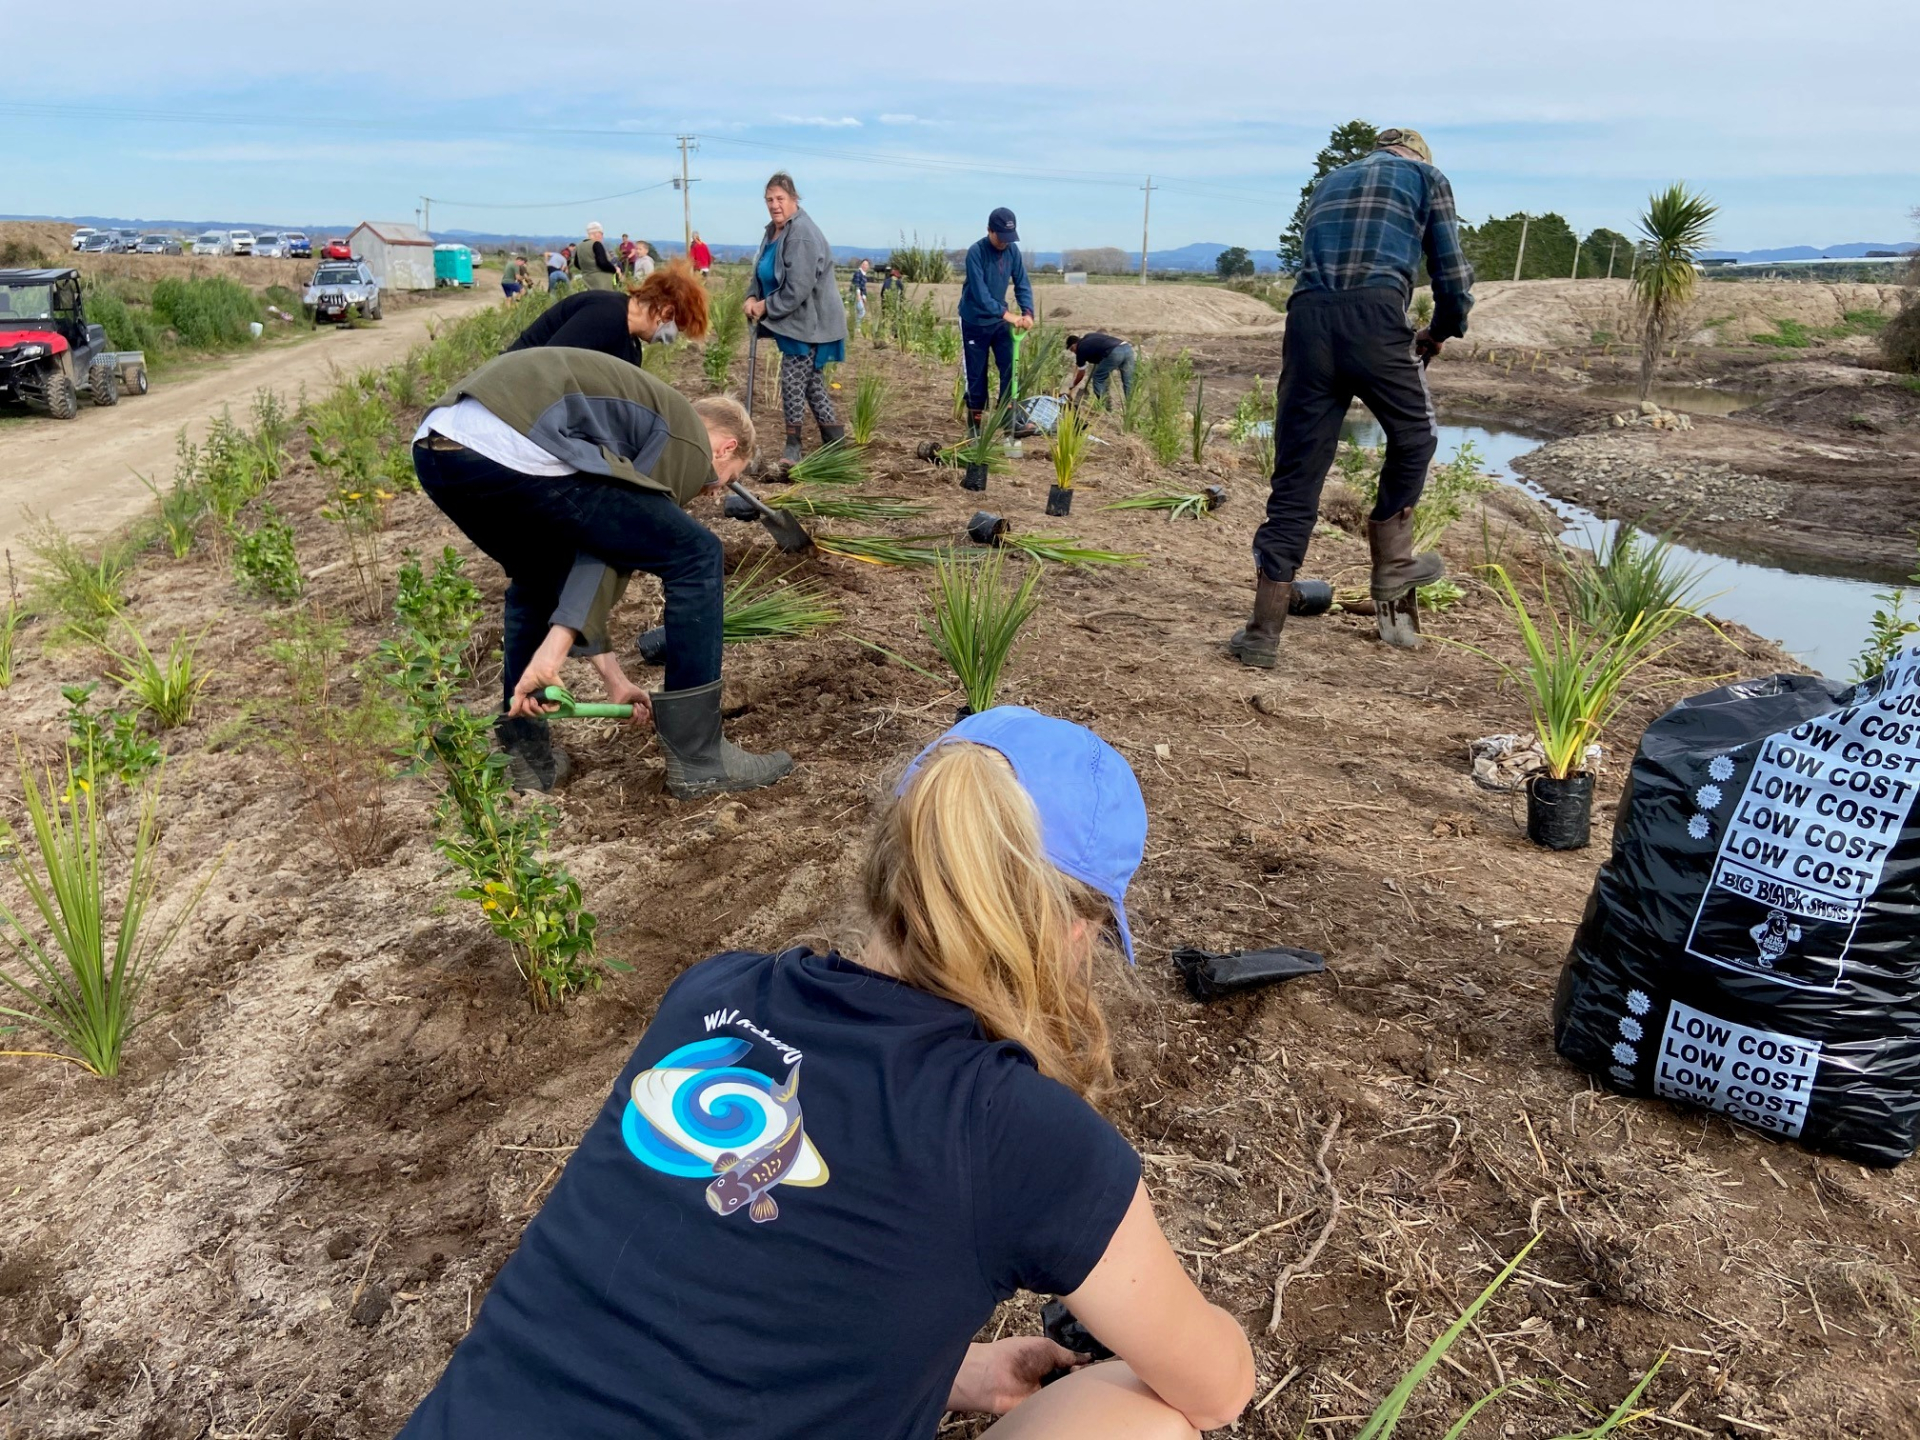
[749,208,847,347]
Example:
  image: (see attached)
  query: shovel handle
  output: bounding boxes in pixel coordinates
[540,685,633,719]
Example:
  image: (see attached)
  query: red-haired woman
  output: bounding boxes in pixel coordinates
[508,259,711,367]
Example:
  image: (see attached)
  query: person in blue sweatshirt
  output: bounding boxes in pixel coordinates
[959,208,1040,438]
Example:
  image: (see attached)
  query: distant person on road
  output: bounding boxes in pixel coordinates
[744,171,848,464]
[572,222,622,292]
[393,704,1255,1440]
[411,350,790,798]
[1065,332,1135,407]
[959,208,1039,438]
[507,260,710,367]
[689,231,712,277]
[545,249,569,293]
[1231,126,1474,668]
[632,241,656,280]
[619,233,638,275]
[880,265,905,312]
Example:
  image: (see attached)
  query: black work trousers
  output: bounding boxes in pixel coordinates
[412,441,724,698]
[1252,288,1438,583]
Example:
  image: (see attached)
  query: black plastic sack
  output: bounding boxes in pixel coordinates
[1553,653,1920,1166]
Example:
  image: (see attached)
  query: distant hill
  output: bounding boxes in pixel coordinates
[1700,242,1917,263]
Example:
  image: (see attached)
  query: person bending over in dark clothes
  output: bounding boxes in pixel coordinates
[508,259,710,367]
[1230,125,1475,668]
[1065,332,1136,407]
[393,706,1255,1440]
[411,347,790,798]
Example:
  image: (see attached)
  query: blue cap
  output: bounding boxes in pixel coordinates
[987,207,1020,241]
[903,706,1145,963]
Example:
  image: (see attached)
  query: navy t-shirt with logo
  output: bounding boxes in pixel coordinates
[1072,332,1124,367]
[397,948,1142,1440]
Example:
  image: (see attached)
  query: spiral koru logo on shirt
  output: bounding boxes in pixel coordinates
[621,1036,830,1224]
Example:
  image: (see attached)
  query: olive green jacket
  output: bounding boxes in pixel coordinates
[436,347,719,653]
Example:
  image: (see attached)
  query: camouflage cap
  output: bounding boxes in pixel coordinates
[1375,128,1433,164]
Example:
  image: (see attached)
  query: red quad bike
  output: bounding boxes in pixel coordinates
[0,268,150,419]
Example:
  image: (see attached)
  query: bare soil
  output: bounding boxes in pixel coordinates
[2,307,1917,1440]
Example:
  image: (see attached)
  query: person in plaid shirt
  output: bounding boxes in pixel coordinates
[1231,127,1475,666]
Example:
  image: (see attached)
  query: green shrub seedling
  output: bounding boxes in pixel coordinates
[107,622,210,730]
[925,548,1042,714]
[232,508,304,602]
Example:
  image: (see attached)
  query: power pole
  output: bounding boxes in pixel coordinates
[1512,213,1530,282]
[1606,238,1618,279]
[676,135,698,253]
[421,196,432,236]
[1138,176,1155,286]
[1570,223,1581,280]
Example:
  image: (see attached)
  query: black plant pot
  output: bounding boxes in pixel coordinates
[636,626,667,666]
[961,462,989,492]
[1202,484,1229,512]
[722,491,759,522]
[967,511,1009,546]
[915,439,948,465]
[1045,485,1074,517]
[1527,771,1594,850]
[1288,579,1334,617]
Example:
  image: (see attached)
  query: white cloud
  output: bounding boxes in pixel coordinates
[879,113,938,127]
[776,115,862,128]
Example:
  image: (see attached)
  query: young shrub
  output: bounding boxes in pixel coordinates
[1140,351,1192,465]
[232,508,304,602]
[0,765,215,1077]
[850,374,887,446]
[24,521,132,641]
[925,547,1043,714]
[139,467,207,560]
[107,623,210,730]
[934,323,961,365]
[0,597,17,690]
[1188,379,1215,463]
[393,545,486,678]
[61,684,163,791]
[264,613,399,869]
[318,482,396,622]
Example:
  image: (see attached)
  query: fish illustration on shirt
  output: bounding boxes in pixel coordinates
[622,1036,829,1224]
[706,1062,806,1224]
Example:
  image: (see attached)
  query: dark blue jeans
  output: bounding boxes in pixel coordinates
[961,320,1015,414]
[413,441,724,697]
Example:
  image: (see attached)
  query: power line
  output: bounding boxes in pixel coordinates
[426,179,676,212]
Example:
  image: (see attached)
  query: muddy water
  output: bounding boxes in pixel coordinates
[1339,417,1888,679]
[1584,383,1766,417]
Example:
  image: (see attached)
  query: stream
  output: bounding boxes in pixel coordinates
[1337,416,1889,680]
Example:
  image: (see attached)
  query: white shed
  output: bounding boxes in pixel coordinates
[349,221,435,292]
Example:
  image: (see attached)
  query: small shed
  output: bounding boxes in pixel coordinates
[349,221,435,292]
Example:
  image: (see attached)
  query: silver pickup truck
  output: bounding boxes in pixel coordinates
[301,261,383,324]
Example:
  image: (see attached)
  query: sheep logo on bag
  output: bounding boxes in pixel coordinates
[621,1036,829,1224]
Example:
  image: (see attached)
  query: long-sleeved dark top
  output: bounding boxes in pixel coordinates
[1294,151,1475,340]
[958,237,1033,329]
[506,290,639,367]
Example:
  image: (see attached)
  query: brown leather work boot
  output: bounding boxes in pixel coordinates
[1228,575,1292,668]
[1367,506,1445,649]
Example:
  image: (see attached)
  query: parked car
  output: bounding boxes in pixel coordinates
[77,233,117,255]
[113,229,141,253]
[228,230,255,256]
[302,261,382,324]
[285,232,312,258]
[253,233,286,259]
[69,228,98,251]
[134,234,182,256]
[322,238,353,261]
[191,230,231,256]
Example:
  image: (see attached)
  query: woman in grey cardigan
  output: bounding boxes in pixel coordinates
[744,172,848,463]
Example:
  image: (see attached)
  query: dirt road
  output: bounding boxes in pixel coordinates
[0,285,496,555]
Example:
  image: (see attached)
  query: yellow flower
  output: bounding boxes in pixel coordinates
[347,491,364,501]
[829,382,841,390]
[482,899,498,911]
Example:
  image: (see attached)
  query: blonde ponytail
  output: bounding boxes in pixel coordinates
[861,743,1115,1098]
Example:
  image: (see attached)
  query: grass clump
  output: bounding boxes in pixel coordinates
[1000,534,1145,567]
[152,276,265,350]
[0,563,21,688]
[1139,350,1194,466]
[24,521,132,641]
[1189,378,1215,462]
[769,491,928,522]
[850,373,887,445]
[1102,488,1224,519]
[886,233,951,283]
[1050,401,1090,491]
[1560,521,1710,637]
[925,548,1042,714]
[107,623,210,730]
[1750,317,1813,349]
[724,557,841,643]
[785,438,869,488]
[0,765,215,1077]
[814,535,955,567]
[140,466,207,560]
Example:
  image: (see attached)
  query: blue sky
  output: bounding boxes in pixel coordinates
[6,1,1917,253]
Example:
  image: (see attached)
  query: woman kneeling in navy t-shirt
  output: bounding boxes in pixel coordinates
[397,707,1256,1440]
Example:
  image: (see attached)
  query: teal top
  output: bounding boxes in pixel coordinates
[757,243,844,366]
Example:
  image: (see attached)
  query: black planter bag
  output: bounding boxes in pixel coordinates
[1528,772,1594,850]
[1553,653,1920,1166]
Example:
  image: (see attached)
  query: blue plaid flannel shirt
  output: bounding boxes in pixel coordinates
[1294,152,1475,340]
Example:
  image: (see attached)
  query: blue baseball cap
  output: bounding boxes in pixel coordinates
[987,207,1020,241]
[904,706,1146,963]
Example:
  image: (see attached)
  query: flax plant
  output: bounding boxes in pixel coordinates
[1050,401,1090,491]
[107,622,211,730]
[850,373,887,445]
[784,438,870,487]
[925,548,1043,714]
[723,558,841,641]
